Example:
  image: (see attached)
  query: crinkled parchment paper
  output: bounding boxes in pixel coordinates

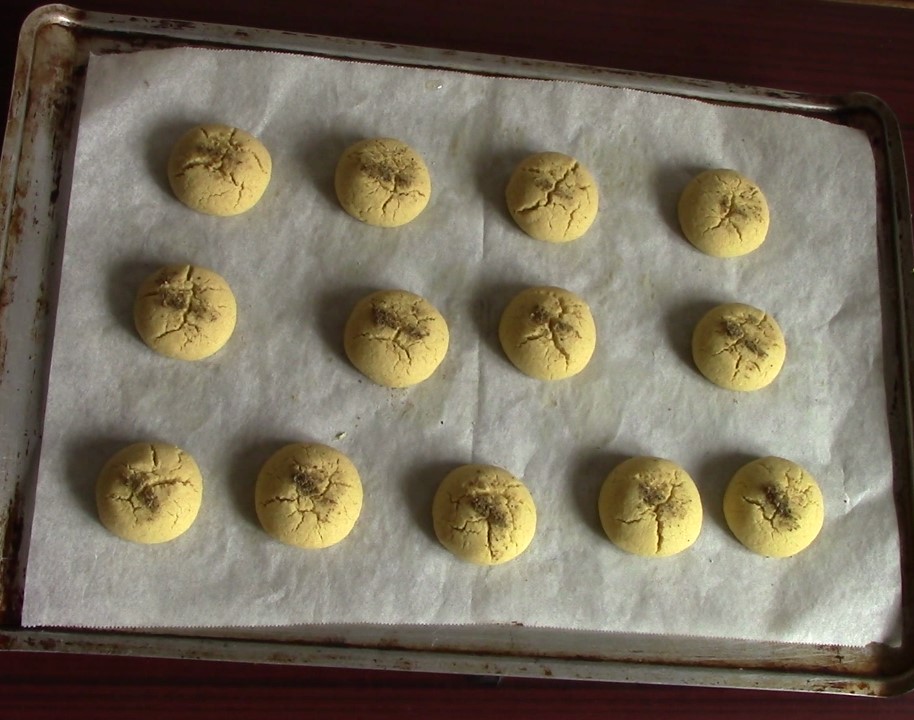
[22,47,901,646]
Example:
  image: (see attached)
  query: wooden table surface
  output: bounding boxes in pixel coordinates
[2,0,914,716]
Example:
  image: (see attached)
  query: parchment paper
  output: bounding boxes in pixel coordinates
[22,47,902,647]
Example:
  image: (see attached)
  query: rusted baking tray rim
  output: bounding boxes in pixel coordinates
[1,4,912,697]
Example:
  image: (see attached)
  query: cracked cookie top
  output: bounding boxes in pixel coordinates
[598,456,703,557]
[498,286,596,381]
[677,169,769,257]
[95,442,203,544]
[505,152,599,242]
[343,289,449,388]
[691,302,786,391]
[167,124,272,216]
[334,138,431,227]
[255,442,363,549]
[723,456,824,557]
[134,264,237,361]
[432,464,537,565]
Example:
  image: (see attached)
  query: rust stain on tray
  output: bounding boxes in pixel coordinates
[0,20,83,625]
[0,329,6,376]
[33,280,50,329]
[1,21,81,379]
[0,487,24,625]
[0,277,14,375]
[0,280,13,312]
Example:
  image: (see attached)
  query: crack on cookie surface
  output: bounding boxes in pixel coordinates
[439,469,533,564]
[371,303,430,340]
[609,465,693,555]
[469,493,510,528]
[121,470,162,512]
[764,484,797,526]
[517,297,585,369]
[515,161,580,214]
[739,466,812,534]
[110,451,198,522]
[703,308,781,388]
[139,266,233,355]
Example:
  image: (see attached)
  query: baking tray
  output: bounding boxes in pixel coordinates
[1,4,913,696]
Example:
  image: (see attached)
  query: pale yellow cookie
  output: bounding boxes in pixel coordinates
[498,286,596,381]
[677,169,769,257]
[134,264,237,361]
[723,456,824,557]
[255,443,363,549]
[334,138,431,227]
[505,152,599,242]
[167,124,272,216]
[96,442,203,544]
[432,464,536,565]
[343,289,449,388]
[598,456,702,557]
[691,302,786,391]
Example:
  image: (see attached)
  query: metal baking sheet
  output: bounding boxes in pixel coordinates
[1,4,913,695]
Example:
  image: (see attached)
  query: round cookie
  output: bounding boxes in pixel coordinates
[432,464,537,565]
[343,289,449,388]
[598,456,702,557]
[498,286,596,381]
[167,124,272,216]
[95,442,203,544]
[505,152,599,242]
[677,169,769,257]
[691,302,786,391]
[134,264,237,361]
[255,443,363,549]
[723,456,824,557]
[334,138,431,227]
